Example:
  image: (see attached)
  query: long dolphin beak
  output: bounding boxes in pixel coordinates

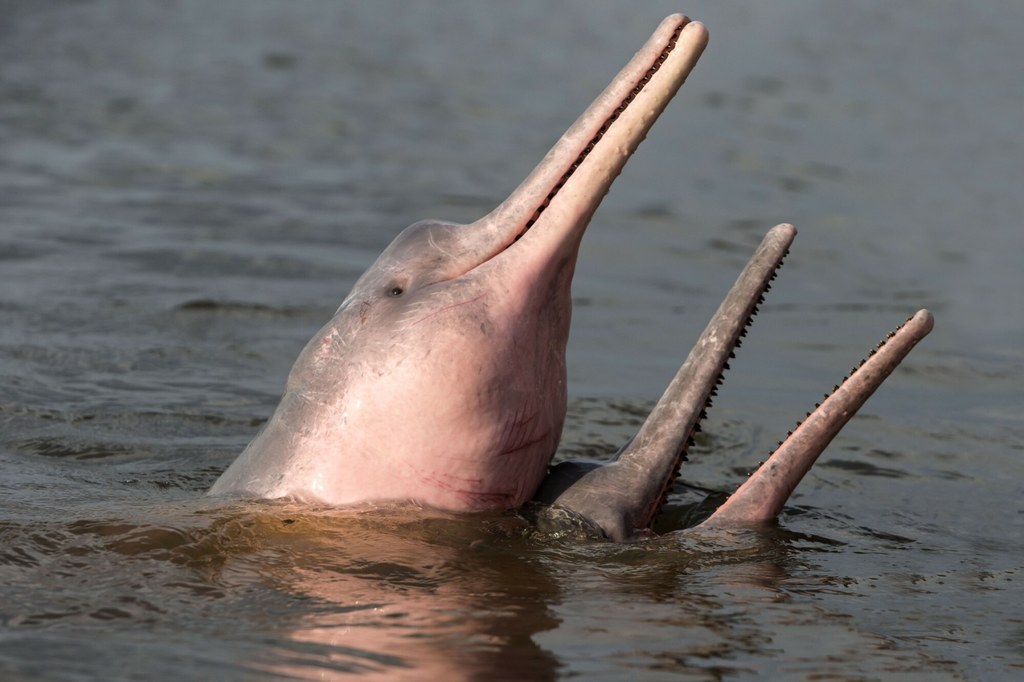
[699,308,934,528]
[535,221,933,540]
[449,15,708,280]
[534,225,796,540]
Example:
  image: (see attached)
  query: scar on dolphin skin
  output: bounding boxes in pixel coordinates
[209,15,934,542]
[409,293,487,328]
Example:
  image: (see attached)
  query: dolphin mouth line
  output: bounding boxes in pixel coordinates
[508,22,685,247]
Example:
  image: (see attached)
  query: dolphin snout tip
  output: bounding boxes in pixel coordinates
[910,308,935,334]
[678,18,709,46]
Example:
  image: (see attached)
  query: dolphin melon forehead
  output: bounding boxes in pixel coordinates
[360,220,475,287]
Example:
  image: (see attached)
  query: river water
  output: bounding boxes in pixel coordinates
[1,1,1021,680]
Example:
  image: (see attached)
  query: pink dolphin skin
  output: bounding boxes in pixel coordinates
[209,15,933,540]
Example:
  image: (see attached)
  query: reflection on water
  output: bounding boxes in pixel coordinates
[0,499,970,681]
[2,1,1022,680]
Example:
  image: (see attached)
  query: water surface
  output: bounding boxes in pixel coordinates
[2,1,1021,679]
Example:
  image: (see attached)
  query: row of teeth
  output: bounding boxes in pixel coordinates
[759,313,916,463]
[646,250,789,526]
[653,266,912,523]
[515,25,685,241]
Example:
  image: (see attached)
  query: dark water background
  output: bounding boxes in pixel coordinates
[2,1,1021,679]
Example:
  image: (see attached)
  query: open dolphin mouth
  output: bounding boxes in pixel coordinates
[464,15,708,275]
[211,14,934,538]
[533,223,934,541]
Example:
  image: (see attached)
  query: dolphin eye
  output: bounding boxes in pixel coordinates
[389,286,404,297]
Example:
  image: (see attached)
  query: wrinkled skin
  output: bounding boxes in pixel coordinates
[210,15,933,540]
[208,215,575,510]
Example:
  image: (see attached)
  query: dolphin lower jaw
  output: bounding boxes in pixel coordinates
[697,308,934,528]
[535,224,933,541]
[535,225,797,541]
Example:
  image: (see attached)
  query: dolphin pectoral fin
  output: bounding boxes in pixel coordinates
[533,225,796,541]
[697,309,934,529]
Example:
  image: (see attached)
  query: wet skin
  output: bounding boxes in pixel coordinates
[209,15,933,540]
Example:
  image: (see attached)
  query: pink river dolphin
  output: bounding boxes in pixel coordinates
[209,15,933,541]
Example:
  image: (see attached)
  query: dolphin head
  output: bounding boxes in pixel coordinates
[272,214,578,510]
[209,16,709,511]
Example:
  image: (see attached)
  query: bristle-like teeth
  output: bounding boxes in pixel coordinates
[753,312,924,479]
[651,220,796,530]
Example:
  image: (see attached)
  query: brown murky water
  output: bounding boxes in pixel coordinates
[2,1,1021,679]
